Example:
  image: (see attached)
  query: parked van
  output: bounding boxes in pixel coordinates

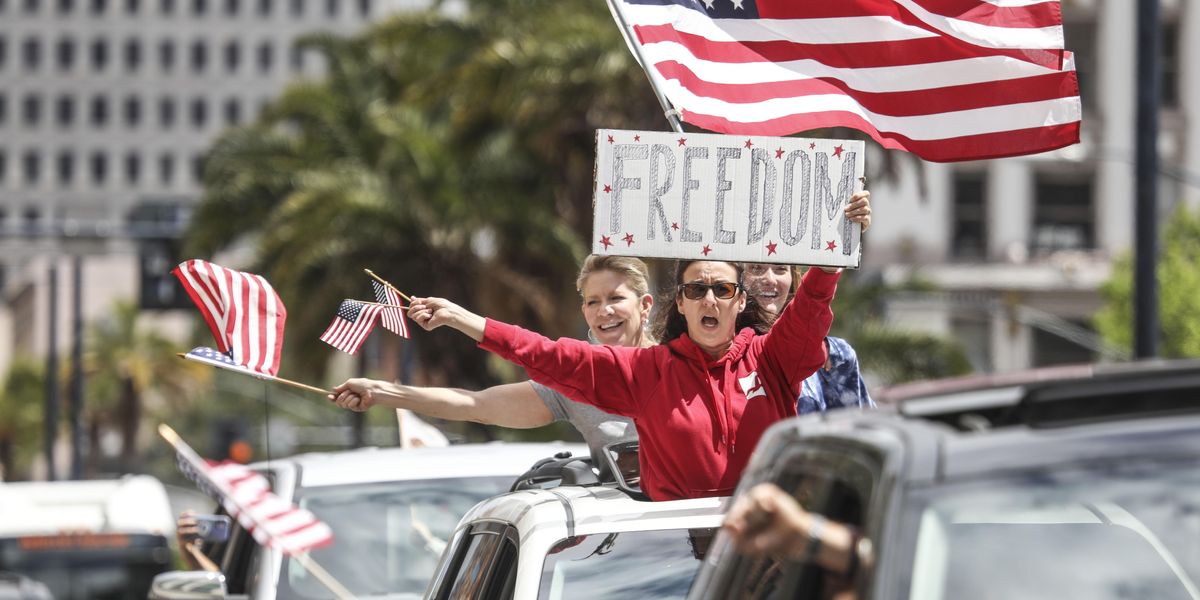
[0,475,175,600]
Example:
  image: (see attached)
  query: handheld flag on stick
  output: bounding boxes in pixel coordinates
[158,424,353,600]
[320,300,384,355]
[179,347,329,396]
[605,0,1081,162]
[371,281,409,338]
[172,259,286,376]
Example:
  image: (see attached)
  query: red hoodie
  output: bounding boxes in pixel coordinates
[479,268,839,501]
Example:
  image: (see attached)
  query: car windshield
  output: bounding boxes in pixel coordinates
[538,527,715,600]
[901,458,1200,600]
[276,476,512,599]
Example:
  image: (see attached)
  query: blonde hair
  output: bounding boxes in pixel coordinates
[576,255,652,298]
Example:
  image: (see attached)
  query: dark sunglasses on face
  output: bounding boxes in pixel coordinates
[678,281,741,300]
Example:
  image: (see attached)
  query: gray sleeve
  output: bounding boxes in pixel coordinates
[529,380,570,423]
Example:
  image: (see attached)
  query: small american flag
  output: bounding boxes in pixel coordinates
[172,259,286,376]
[372,280,409,338]
[608,0,1081,162]
[163,425,334,557]
[320,300,384,355]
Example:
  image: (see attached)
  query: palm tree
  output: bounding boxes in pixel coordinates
[0,360,46,480]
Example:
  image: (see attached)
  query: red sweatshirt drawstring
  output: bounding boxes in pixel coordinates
[722,361,737,455]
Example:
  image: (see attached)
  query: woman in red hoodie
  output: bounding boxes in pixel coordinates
[401,260,840,501]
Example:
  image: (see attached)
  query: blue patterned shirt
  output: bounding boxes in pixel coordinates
[798,336,873,414]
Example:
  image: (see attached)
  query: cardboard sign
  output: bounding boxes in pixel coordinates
[592,129,864,268]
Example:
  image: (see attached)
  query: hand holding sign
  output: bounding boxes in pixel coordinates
[593,129,866,268]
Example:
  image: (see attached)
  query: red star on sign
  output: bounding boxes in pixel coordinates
[633,134,641,142]
[622,233,635,246]
[600,235,613,250]
[678,137,687,147]
[775,147,785,159]
[766,241,778,255]
[744,139,753,149]
[809,142,817,150]
[603,184,612,193]
[607,134,615,144]
[701,244,713,256]
[671,222,680,231]
[826,240,838,251]
[833,145,845,158]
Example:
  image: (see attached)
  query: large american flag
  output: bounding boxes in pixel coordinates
[320,300,384,355]
[173,259,286,376]
[608,0,1081,162]
[162,425,334,557]
[371,281,409,338]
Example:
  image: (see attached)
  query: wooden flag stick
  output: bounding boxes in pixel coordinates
[176,353,331,396]
[364,269,413,303]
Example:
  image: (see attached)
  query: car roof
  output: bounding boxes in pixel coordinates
[0,475,174,536]
[251,442,588,489]
[458,485,726,539]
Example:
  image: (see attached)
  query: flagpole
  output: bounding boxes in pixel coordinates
[605,0,684,133]
[157,425,356,600]
[363,269,413,303]
[176,353,331,396]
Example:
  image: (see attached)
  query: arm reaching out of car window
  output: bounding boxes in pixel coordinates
[327,379,554,428]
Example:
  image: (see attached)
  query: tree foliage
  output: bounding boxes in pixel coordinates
[0,359,46,480]
[1097,204,1200,357]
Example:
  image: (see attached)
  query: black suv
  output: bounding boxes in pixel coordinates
[691,360,1200,600]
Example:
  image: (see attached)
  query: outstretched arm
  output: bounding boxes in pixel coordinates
[328,379,554,428]
[406,297,487,341]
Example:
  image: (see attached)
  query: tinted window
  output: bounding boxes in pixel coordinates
[538,528,715,599]
[0,533,171,600]
[278,477,512,598]
[901,459,1200,600]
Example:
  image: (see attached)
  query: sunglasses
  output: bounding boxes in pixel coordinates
[678,282,741,301]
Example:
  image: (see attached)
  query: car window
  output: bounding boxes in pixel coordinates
[443,529,504,600]
[899,458,1200,600]
[276,476,512,599]
[538,527,716,600]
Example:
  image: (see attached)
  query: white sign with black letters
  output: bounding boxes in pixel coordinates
[592,129,864,268]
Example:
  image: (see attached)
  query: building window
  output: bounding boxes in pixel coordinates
[192,154,206,184]
[123,38,141,72]
[91,38,109,72]
[159,0,172,14]
[1032,321,1096,367]
[223,40,240,73]
[22,0,37,13]
[223,98,241,126]
[90,95,109,127]
[356,0,366,17]
[56,37,76,71]
[158,96,175,127]
[190,97,207,128]
[289,0,300,17]
[158,153,174,185]
[1161,21,1179,109]
[23,37,42,72]
[159,39,175,71]
[123,95,141,127]
[90,152,107,184]
[22,93,41,127]
[56,0,72,13]
[1062,21,1094,110]
[951,171,987,260]
[290,45,303,72]
[57,151,73,185]
[223,0,235,14]
[324,0,333,17]
[23,208,40,234]
[190,40,207,73]
[89,0,105,14]
[23,150,41,184]
[256,0,269,15]
[125,0,138,13]
[125,152,140,184]
[56,95,74,127]
[191,0,204,14]
[256,41,273,72]
[1033,172,1094,254]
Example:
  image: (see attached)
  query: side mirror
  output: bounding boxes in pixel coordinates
[148,570,228,600]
